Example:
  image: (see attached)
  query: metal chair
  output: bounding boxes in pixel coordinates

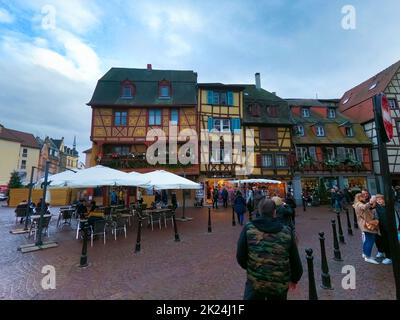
[90,220,107,247]
[112,217,127,240]
[29,215,52,240]
[149,211,162,231]
[163,209,174,228]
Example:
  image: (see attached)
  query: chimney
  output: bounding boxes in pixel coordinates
[255,73,261,90]
[147,64,152,71]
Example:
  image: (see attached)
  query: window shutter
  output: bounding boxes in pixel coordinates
[251,103,261,116]
[309,146,317,160]
[227,91,234,105]
[256,154,262,167]
[337,147,345,161]
[260,128,277,141]
[356,147,363,162]
[231,118,241,131]
[207,91,213,104]
[207,117,213,131]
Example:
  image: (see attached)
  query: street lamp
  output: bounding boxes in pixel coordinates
[23,166,37,231]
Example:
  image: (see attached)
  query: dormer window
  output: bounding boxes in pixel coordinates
[121,80,135,99]
[328,108,336,119]
[302,107,310,118]
[159,79,171,99]
[316,126,325,137]
[295,125,304,136]
[345,126,354,137]
[267,106,278,117]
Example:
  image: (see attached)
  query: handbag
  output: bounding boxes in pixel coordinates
[365,219,379,231]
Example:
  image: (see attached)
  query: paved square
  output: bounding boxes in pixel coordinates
[0,204,396,300]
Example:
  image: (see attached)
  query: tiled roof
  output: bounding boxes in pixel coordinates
[88,67,198,106]
[242,85,292,126]
[339,60,400,112]
[0,125,40,149]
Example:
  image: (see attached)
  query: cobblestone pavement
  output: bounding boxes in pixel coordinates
[0,201,396,300]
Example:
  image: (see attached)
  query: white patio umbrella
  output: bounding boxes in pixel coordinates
[36,170,78,188]
[57,165,150,188]
[136,170,201,190]
[133,170,200,221]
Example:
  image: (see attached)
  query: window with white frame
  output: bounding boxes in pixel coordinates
[302,107,310,118]
[21,160,26,170]
[262,154,273,168]
[316,126,325,137]
[345,148,356,160]
[22,148,28,158]
[296,147,308,160]
[213,118,230,132]
[210,148,230,163]
[389,98,398,110]
[296,125,305,136]
[328,108,336,119]
[276,154,288,167]
[326,147,335,161]
[345,126,354,137]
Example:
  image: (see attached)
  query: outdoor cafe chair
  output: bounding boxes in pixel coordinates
[57,208,73,228]
[163,209,175,228]
[15,206,28,224]
[148,211,162,231]
[90,220,107,247]
[29,215,52,241]
[112,217,127,240]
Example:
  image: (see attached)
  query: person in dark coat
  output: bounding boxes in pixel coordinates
[236,198,303,300]
[273,197,295,232]
[76,199,88,219]
[213,188,219,209]
[171,192,178,211]
[284,193,297,225]
[234,191,247,225]
[373,194,392,264]
[222,188,229,208]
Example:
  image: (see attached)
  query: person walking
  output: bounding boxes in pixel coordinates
[272,197,295,232]
[353,193,380,264]
[236,198,303,300]
[246,187,254,217]
[284,193,297,225]
[234,191,247,226]
[212,188,219,209]
[373,194,392,264]
[110,190,118,205]
[222,187,229,208]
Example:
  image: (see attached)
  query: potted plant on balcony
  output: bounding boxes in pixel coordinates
[324,159,340,171]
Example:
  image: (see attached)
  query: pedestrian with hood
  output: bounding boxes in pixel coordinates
[222,187,229,208]
[236,198,303,300]
[234,191,247,226]
[272,196,295,232]
[284,193,297,225]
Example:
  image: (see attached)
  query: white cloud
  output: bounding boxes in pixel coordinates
[0,8,14,23]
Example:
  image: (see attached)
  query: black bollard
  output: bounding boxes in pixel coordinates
[79,221,89,267]
[353,207,358,229]
[135,216,142,253]
[172,211,180,242]
[319,232,333,290]
[232,206,236,226]
[208,207,212,233]
[305,248,318,300]
[331,219,343,261]
[345,208,353,236]
[336,213,346,244]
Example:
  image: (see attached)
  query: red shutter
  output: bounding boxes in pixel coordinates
[256,154,262,167]
[252,104,261,116]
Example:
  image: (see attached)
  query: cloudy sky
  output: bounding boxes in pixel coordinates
[1,0,400,159]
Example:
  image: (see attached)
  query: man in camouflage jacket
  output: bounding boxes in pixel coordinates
[236,198,303,300]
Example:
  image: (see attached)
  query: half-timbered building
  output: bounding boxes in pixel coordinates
[288,98,373,203]
[88,65,199,177]
[339,60,400,193]
[197,83,246,203]
[242,74,293,197]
